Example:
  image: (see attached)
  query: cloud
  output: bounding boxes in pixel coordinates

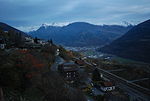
[0,0,150,31]
[16,25,40,32]
[16,22,71,32]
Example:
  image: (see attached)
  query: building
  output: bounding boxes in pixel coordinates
[100,81,115,92]
[75,59,85,66]
[56,49,60,56]
[25,37,34,44]
[64,66,78,82]
[0,38,6,49]
[58,62,79,83]
[38,40,47,46]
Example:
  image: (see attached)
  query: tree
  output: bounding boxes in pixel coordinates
[59,45,72,60]
[47,39,53,45]
[0,87,4,101]
[14,32,24,47]
[92,68,101,81]
[5,30,25,48]
[34,37,38,44]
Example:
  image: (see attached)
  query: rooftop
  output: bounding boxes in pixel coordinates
[101,81,114,87]
[63,61,75,66]
[63,66,79,72]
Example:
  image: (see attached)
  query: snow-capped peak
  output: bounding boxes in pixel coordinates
[41,22,69,28]
[41,23,51,28]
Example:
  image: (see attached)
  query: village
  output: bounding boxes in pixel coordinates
[56,59,118,101]
[0,30,128,101]
[50,48,131,101]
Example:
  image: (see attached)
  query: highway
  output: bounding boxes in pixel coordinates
[97,68,150,101]
[84,60,150,101]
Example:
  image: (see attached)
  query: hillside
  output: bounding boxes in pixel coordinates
[100,19,150,63]
[0,22,27,37]
[0,31,85,101]
[29,22,133,47]
[0,22,31,48]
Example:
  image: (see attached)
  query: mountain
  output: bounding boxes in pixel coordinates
[0,22,27,36]
[29,22,133,46]
[100,19,150,63]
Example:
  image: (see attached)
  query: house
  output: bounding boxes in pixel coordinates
[25,37,34,44]
[100,81,115,92]
[56,49,60,56]
[38,40,47,46]
[0,38,6,49]
[4,31,8,33]
[58,62,79,83]
[75,59,85,66]
[31,44,42,49]
[64,66,79,83]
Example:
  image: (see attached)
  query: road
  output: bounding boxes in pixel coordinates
[84,60,150,101]
[130,78,149,83]
[51,56,65,71]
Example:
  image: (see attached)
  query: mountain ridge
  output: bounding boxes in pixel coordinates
[29,22,133,46]
[100,19,150,63]
[0,22,28,37]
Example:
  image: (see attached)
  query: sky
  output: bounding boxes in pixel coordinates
[0,0,150,32]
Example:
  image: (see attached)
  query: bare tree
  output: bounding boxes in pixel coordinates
[0,87,4,101]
